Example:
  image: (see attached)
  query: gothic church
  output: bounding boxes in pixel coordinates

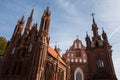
[0,7,117,80]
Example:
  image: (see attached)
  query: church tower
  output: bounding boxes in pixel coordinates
[29,7,51,80]
[85,14,117,80]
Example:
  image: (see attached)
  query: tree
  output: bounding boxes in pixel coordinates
[0,36,7,56]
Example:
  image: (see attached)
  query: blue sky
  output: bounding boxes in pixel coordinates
[0,0,120,79]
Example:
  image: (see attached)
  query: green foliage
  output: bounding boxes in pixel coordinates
[0,36,7,56]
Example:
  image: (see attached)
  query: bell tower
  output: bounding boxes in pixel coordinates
[86,14,117,80]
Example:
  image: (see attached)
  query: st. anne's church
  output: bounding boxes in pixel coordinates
[0,7,118,80]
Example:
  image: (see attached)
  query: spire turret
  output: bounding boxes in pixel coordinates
[85,32,91,48]
[102,28,108,45]
[91,13,99,39]
[26,8,34,29]
[39,6,51,35]
[11,15,24,40]
[23,8,34,36]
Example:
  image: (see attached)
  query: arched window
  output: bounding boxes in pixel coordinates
[75,43,77,48]
[96,58,104,68]
[71,59,74,62]
[74,67,84,80]
[44,20,48,31]
[44,62,54,80]
[83,58,86,63]
[75,58,78,62]
[29,43,32,52]
[67,54,70,57]
[67,58,70,62]
[12,47,16,54]
[76,71,82,80]
[79,43,81,48]
[79,58,82,62]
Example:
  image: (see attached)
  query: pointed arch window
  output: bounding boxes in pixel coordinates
[79,58,82,62]
[83,58,86,63]
[76,71,82,80]
[96,58,104,68]
[29,43,33,52]
[75,58,78,62]
[71,59,74,62]
[12,47,16,54]
[74,67,84,80]
[44,20,48,31]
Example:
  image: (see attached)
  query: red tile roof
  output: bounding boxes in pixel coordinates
[48,46,66,66]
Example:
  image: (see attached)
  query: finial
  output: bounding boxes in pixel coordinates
[91,13,95,23]
[55,42,57,47]
[91,13,95,18]
[102,27,104,30]
[76,35,79,39]
[102,27,105,33]
[86,32,89,37]
[21,15,24,21]
[29,8,34,18]
[86,32,88,34]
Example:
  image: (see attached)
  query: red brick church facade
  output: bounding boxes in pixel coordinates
[0,7,117,80]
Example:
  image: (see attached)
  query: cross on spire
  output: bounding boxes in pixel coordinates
[91,13,96,23]
[47,2,50,7]
[76,35,79,39]
[91,13,95,18]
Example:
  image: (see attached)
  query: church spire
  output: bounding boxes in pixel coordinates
[23,8,34,36]
[92,13,96,24]
[11,15,24,40]
[39,6,51,35]
[26,8,34,29]
[91,13,99,39]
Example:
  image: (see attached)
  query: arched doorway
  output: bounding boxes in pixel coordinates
[74,67,84,80]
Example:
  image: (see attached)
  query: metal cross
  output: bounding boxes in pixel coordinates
[76,35,79,39]
[91,13,95,18]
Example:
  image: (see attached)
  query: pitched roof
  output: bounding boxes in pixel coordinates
[48,46,66,66]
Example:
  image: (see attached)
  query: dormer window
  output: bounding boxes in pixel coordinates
[29,43,33,52]
[12,47,16,54]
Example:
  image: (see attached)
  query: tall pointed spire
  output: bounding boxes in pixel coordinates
[91,13,95,24]
[91,13,99,39]
[26,8,34,29]
[39,6,51,34]
[85,32,91,48]
[102,28,108,44]
[23,8,34,36]
[20,15,24,23]
[30,8,34,18]
[11,15,24,40]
